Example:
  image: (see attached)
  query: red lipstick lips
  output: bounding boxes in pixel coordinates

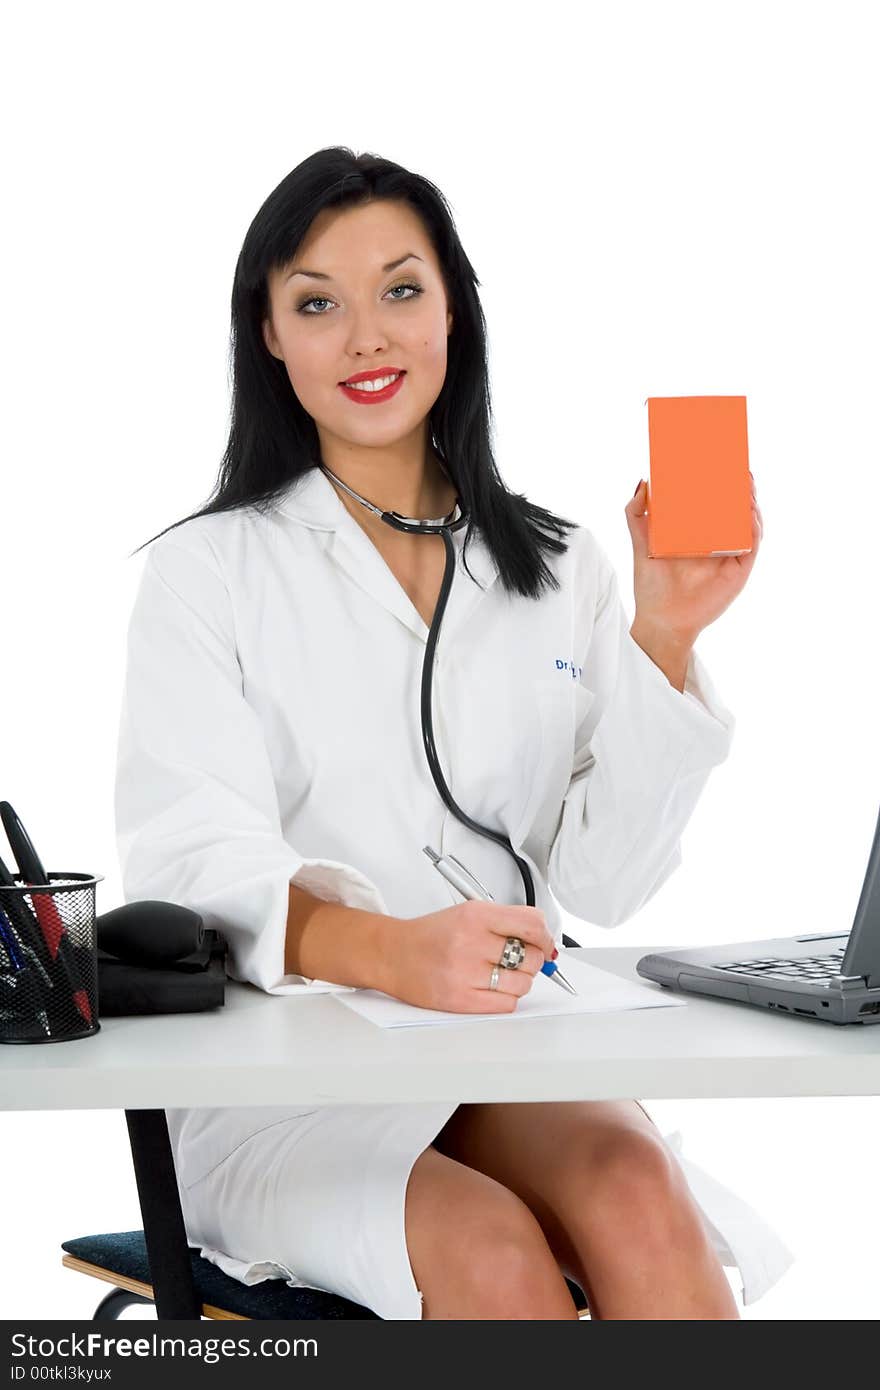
[339,368,406,405]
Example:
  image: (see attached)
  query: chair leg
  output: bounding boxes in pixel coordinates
[124,1109,201,1319]
[93,1287,155,1320]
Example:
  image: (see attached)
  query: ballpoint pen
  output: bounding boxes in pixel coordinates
[0,802,93,1027]
[422,844,578,995]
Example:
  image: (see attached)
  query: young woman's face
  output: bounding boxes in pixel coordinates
[264,199,453,452]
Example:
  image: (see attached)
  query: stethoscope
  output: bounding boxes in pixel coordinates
[320,462,537,911]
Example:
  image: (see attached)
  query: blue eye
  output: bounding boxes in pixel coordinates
[387,282,423,302]
[296,281,424,316]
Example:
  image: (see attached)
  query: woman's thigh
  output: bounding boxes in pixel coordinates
[404,1143,580,1319]
[431,1099,671,1282]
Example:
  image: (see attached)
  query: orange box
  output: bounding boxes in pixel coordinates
[644,396,752,558]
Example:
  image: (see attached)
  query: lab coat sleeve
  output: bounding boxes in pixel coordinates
[546,549,736,927]
[114,535,391,994]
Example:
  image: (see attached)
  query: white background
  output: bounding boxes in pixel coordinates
[1,0,878,1321]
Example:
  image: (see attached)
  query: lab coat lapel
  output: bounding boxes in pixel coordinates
[275,466,500,647]
[436,527,500,648]
[331,516,430,642]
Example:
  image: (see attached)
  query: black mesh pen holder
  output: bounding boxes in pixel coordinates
[0,873,103,1044]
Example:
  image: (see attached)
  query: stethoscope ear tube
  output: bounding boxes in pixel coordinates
[380,508,471,536]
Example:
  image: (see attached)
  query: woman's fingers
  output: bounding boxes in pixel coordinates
[469,974,533,1011]
[449,903,555,1011]
[470,988,520,1013]
[482,904,555,958]
[467,938,547,1010]
[477,934,544,978]
[492,941,544,976]
[476,958,538,998]
[501,968,537,997]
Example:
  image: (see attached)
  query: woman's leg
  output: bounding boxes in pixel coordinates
[404,1144,581,1319]
[433,1099,739,1320]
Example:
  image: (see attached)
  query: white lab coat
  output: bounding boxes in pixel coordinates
[114,464,793,1317]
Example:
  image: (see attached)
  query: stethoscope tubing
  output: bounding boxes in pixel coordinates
[417,526,537,909]
[320,462,536,907]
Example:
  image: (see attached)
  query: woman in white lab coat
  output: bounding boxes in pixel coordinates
[115,147,790,1319]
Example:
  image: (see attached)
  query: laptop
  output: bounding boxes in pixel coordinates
[636,804,880,1025]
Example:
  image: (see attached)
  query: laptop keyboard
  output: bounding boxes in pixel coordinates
[715,947,847,980]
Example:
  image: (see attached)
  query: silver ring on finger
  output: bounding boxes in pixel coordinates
[499,936,526,970]
[488,965,501,991]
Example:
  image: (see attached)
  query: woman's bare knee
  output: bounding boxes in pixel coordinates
[553,1129,738,1318]
[585,1130,691,1232]
[563,1127,712,1270]
[405,1146,578,1319]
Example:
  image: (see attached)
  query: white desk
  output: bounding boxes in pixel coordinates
[2,947,879,1111]
[2,946,879,1318]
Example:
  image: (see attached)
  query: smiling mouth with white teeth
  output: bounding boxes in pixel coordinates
[342,372,402,392]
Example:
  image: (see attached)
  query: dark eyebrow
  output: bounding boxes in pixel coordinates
[284,252,423,283]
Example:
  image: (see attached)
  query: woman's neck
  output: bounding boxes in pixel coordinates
[322,452,456,520]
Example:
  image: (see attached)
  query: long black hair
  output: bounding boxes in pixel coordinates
[132,146,579,600]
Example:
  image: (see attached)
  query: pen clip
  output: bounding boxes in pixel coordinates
[443,853,495,902]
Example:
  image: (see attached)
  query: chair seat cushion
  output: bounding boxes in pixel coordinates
[61,1231,379,1319]
[62,1230,589,1318]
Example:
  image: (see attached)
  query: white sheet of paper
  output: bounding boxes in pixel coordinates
[334,954,687,1028]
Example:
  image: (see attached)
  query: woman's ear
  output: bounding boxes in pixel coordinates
[446,309,453,334]
[262,318,281,359]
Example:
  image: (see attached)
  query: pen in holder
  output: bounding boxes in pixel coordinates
[0,873,103,1044]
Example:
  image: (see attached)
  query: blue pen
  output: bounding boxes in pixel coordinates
[422,845,577,994]
[0,905,25,970]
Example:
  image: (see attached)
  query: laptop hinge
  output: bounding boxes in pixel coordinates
[838,976,871,993]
